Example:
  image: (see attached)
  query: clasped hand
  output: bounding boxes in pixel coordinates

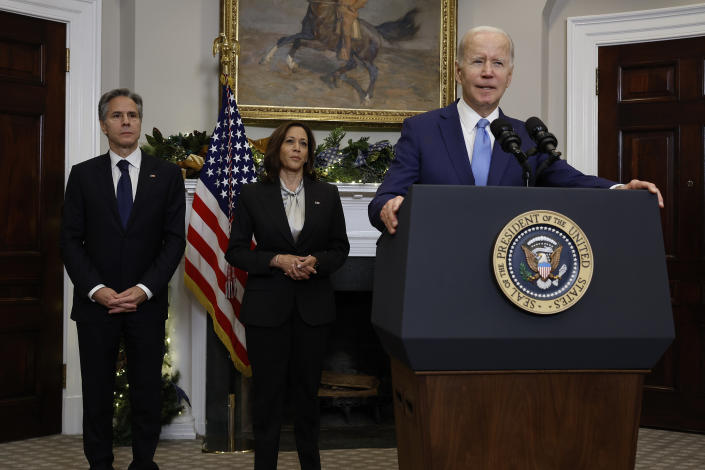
[93,286,148,314]
[275,254,318,280]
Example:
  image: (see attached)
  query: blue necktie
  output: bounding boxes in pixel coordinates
[471,118,491,186]
[116,159,133,228]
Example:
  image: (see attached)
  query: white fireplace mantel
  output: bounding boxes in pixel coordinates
[332,183,380,257]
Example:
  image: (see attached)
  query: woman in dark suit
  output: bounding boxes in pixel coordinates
[226,121,349,470]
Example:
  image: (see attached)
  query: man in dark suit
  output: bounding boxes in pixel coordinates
[369,26,663,234]
[60,88,186,470]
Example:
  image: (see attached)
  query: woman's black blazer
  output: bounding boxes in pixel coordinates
[225,177,350,327]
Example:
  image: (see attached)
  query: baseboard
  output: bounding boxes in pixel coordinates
[62,394,83,434]
[160,414,197,440]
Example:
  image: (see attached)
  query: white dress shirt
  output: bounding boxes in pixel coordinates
[109,148,141,199]
[456,99,499,166]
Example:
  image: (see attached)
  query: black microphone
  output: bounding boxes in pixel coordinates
[525,116,561,158]
[490,118,531,186]
[489,118,525,161]
[525,116,561,184]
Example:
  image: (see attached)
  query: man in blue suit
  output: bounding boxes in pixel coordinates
[368,26,662,234]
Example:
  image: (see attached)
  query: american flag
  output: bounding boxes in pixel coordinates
[184,84,255,376]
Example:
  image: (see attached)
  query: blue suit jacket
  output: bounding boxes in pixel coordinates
[368,101,615,232]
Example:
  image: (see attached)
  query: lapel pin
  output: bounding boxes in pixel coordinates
[150,174,156,178]
[314,200,320,205]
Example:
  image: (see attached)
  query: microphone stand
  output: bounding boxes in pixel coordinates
[530,149,561,186]
[510,149,532,187]
[489,119,534,187]
[521,158,532,187]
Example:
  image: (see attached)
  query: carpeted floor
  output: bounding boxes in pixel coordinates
[0,427,704,469]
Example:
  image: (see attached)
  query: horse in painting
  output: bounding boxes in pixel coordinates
[260,2,419,105]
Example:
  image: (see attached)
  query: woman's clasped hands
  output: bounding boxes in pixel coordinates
[274,253,318,280]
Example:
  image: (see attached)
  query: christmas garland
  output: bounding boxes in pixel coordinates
[141,128,209,179]
[144,127,395,183]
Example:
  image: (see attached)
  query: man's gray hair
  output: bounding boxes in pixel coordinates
[456,26,514,66]
[98,88,143,122]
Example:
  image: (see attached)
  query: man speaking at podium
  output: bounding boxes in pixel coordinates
[368,26,663,234]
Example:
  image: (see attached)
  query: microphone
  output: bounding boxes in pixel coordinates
[525,116,561,184]
[490,118,531,186]
[525,117,561,158]
[489,118,525,161]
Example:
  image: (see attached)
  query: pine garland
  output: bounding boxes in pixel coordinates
[141,128,210,179]
[312,127,395,183]
[148,126,396,184]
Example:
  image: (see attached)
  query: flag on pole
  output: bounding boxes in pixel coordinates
[184,84,256,376]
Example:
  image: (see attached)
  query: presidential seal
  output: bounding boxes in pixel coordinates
[492,210,594,315]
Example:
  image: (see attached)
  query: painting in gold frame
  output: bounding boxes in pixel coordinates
[228,0,457,124]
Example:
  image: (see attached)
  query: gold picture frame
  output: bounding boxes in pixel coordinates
[226,0,457,125]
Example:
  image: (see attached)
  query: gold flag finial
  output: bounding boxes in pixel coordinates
[213,0,239,87]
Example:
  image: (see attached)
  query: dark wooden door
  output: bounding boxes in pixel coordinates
[0,10,66,442]
[598,36,705,431]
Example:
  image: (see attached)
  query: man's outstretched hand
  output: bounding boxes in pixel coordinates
[617,179,664,208]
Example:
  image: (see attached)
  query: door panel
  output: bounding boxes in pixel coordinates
[0,10,66,442]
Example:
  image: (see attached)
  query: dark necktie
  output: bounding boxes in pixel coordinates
[471,118,491,186]
[116,159,133,228]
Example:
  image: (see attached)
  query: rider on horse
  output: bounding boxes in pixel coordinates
[335,0,368,60]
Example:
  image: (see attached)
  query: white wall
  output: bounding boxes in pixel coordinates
[456,0,547,120]
[101,0,120,92]
[101,0,219,152]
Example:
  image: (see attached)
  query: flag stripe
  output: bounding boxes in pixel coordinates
[185,234,249,368]
[191,186,230,248]
[187,225,228,291]
[184,244,246,332]
[187,207,249,288]
[185,261,249,366]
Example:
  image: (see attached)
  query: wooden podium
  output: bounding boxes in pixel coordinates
[371,185,674,470]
